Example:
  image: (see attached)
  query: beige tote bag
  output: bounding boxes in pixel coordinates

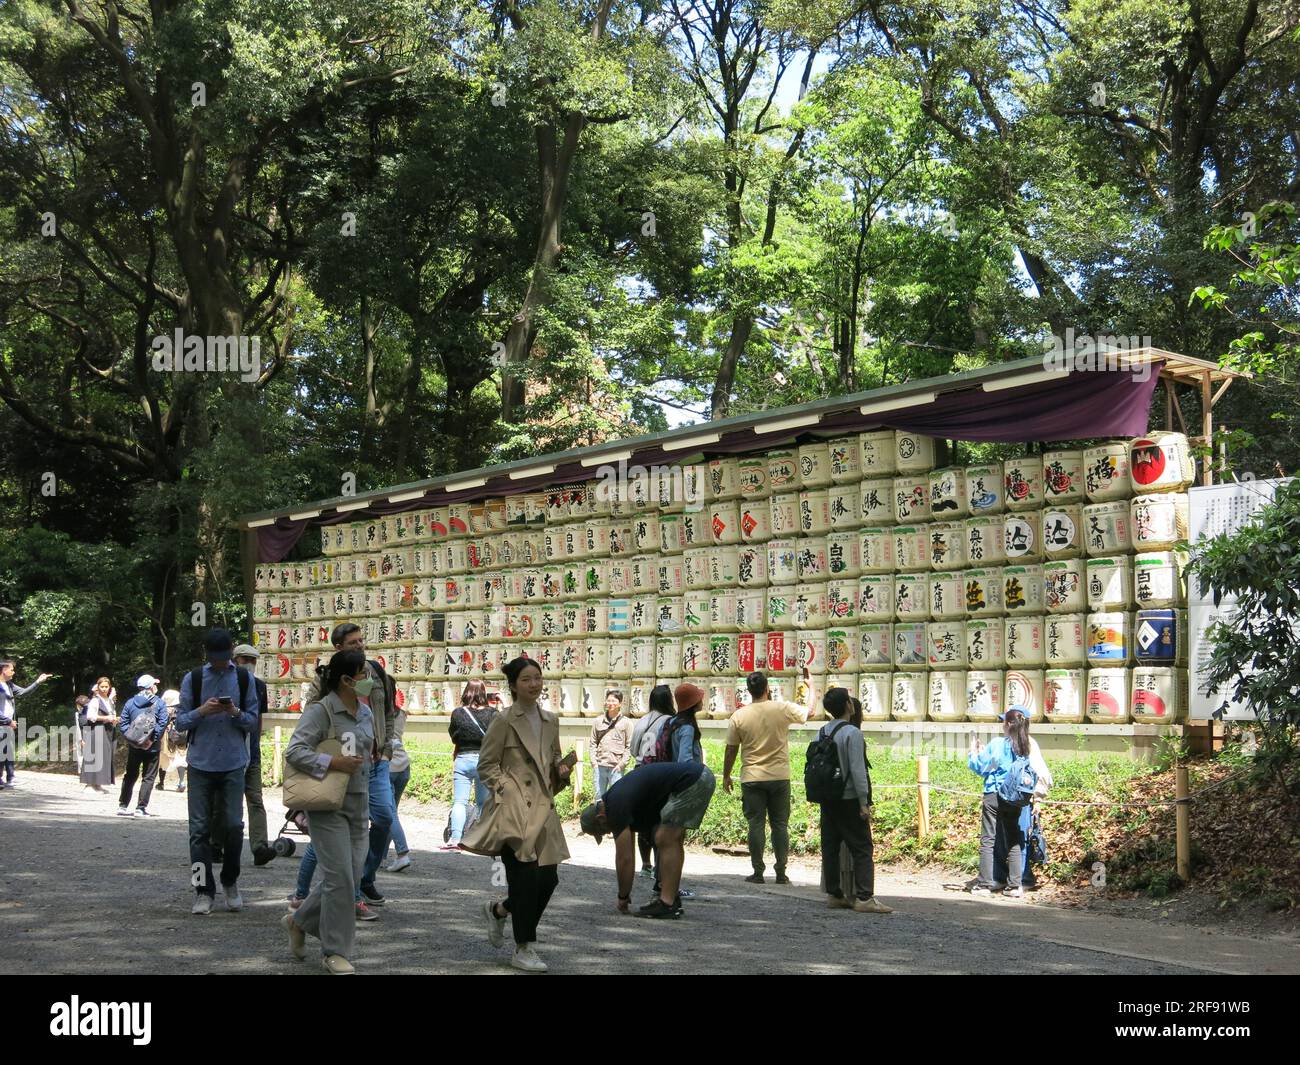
[282,702,349,812]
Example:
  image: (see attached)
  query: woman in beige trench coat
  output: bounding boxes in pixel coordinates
[462,656,571,973]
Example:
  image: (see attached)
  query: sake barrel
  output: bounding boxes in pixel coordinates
[629,555,659,595]
[1086,668,1131,723]
[792,583,829,629]
[857,575,895,620]
[737,631,766,673]
[656,595,685,634]
[766,587,795,629]
[928,670,967,721]
[1004,669,1045,722]
[558,679,584,716]
[1004,511,1042,562]
[683,590,712,633]
[581,520,610,559]
[681,634,710,676]
[929,467,969,518]
[928,619,967,669]
[606,598,632,638]
[858,673,893,721]
[826,580,858,624]
[929,571,967,621]
[1087,611,1134,665]
[543,526,564,564]
[654,636,681,677]
[706,680,739,721]
[628,596,657,635]
[585,638,611,677]
[965,464,1005,515]
[930,521,967,571]
[767,450,801,492]
[737,543,768,587]
[1044,559,1086,613]
[497,531,522,570]
[684,548,711,591]
[699,457,737,503]
[1042,504,1084,559]
[1003,455,1043,512]
[679,509,712,549]
[561,562,585,600]
[1129,432,1195,494]
[1004,616,1045,668]
[893,525,929,572]
[1003,565,1045,615]
[629,636,656,677]
[894,573,929,620]
[799,489,832,536]
[798,442,833,488]
[508,605,539,643]
[767,539,799,585]
[894,431,935,473]
[825,626,858,672]
[538,567,562,603]
[966,671,1004,722]
[562,602,586,639]
[631,514,658,554]
[765,631,798,674]
[658,556,686,596]
[709,499,741,545]
[860,478,895,527]
[828,436,862,484]
[1135,609,1187,666]
[710,589,740,632]
[608,521,633,558]
[859,527,896,573]
[607,641,632,679]
[893,622,927,668]
[893,475,931,524]
[1044,669,1086,724]
[535,642,562,674]
[701,633,735,678]
[1131,494,1189,551]
[891,672,928,721]
[1130,667,1187,722]
[739,499,772,543]
[826,531,861,579]
[657,514,685,556]
[682,465,708,513]
[447,504,472,538]
[519,530,545,567]
[769,492,800,537]
[859,623,894,671]
[607,559,632,597]
[823,484,860,534]
[627,677,654,718]
[1082,500,1131,556]
[584,599,611,637]
[1086,556,1133,611]
[1042,449,1085,503]
[858,430,897,476]
[1084,442,1132,501]
[707,545,739,588]
[1133,551,1186,609]
[966,618,1006,668]
[564,522,591,561]
[965,514,1006,567]
[1044,614,1087,666]
[737,456,770,499]
[790,540,832,582]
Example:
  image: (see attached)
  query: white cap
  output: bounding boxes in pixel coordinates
[137,674,161,689]
[161,689,181,708]
[232,644,259,660]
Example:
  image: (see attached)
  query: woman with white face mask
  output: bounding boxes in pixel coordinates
[283,649,375,975]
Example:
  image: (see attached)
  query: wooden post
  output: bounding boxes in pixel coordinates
[273,725,283,786]
[575,739,586,801]
[917,755,931,842]
[1175,765,1191,881]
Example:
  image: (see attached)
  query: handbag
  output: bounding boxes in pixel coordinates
[281,702,350,812]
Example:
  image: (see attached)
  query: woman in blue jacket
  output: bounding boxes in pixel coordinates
[967,707,1048,898]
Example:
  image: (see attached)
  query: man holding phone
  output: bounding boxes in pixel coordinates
[175,628,260,916]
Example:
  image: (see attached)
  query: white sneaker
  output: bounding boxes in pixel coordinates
[484,899,507,948]
[116,807,132,817]
[1004,886,1024,899]
[192,894,213,916]
[387,853,412,873]
[223,887,244,912]
[511,944,548,972]
[970,886,995,897]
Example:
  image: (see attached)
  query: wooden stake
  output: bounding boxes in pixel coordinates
[917,755,931,842]
[1175,764,1191,881]
[273,725,283,786]
[575,739,586,800]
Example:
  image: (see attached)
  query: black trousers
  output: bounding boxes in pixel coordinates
[820,799,875,900]
[119,746,160,809]
[501,844,559,946]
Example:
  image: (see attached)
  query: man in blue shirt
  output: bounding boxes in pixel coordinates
[175,628,259,915]
[0,660,51,787]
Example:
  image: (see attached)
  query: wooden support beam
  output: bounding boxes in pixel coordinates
[1201,371,1214,487]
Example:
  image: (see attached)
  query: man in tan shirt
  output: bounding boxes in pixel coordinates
[723,671,812,885]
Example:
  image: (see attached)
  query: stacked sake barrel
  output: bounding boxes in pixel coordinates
[250,430,1195,728]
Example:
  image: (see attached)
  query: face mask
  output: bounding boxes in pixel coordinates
[351,676,376,698]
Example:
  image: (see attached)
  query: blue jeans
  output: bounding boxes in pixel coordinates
[388,766,411,855]
[595,764,623,800]
[187,766,246,895]
[449,752,487,844]
[360,759,395,890]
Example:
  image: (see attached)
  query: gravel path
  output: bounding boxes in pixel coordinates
[0,771,1268,975]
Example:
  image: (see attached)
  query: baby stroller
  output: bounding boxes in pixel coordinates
[272,809,310,858]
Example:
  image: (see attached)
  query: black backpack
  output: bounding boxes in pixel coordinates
[183,666,252,745]
[804,721,850,804]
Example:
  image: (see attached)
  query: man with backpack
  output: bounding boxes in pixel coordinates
[303,622,398,908]
[806,687,892,914]
[578,759,717,919]
[721,671,811,885]
[175,628,260,915]
[116,674,169,818]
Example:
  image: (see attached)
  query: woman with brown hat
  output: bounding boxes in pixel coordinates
[462,657,574,973]
[664,681,705,764]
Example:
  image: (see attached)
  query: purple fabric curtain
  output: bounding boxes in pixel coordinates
[256,364,1162,561]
